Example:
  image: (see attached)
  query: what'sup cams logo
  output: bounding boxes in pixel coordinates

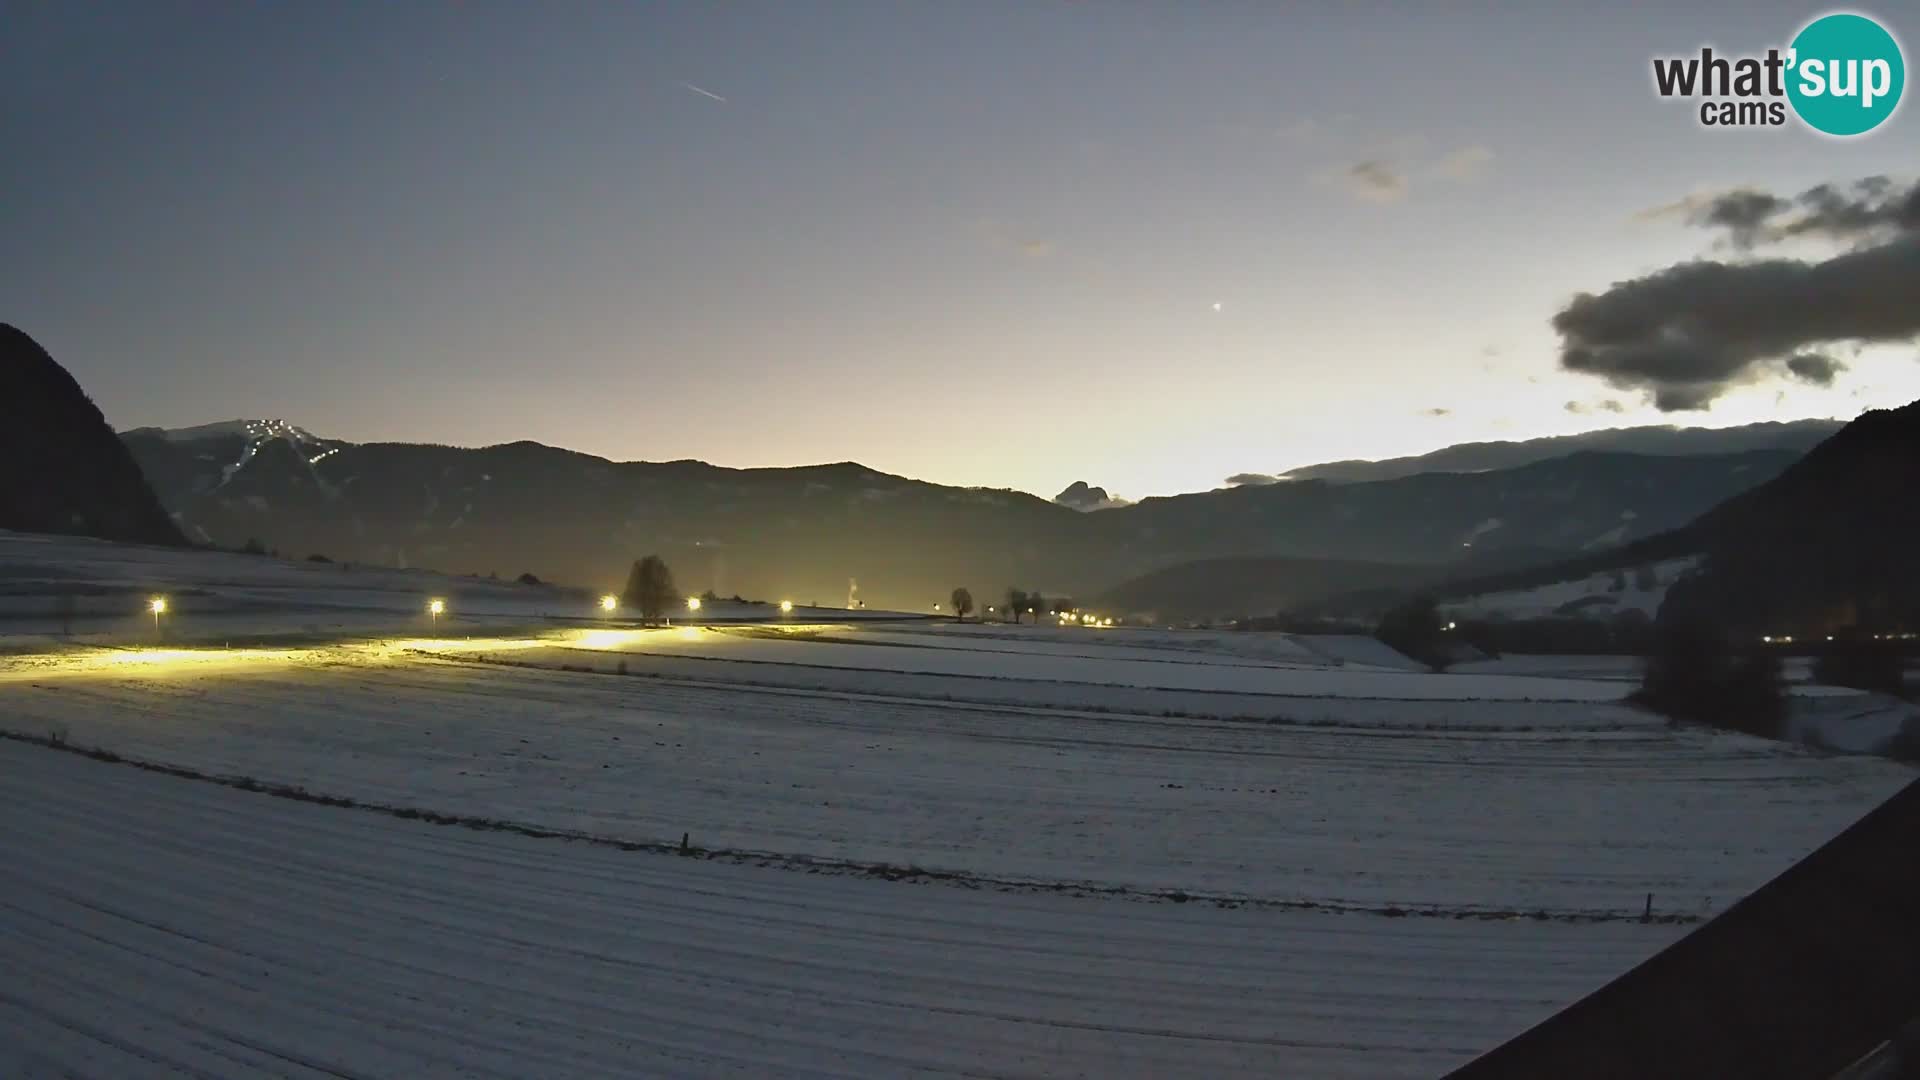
[1652,11,1905,135]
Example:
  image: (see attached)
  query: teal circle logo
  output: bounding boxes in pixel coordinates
[1786,13,1905,136]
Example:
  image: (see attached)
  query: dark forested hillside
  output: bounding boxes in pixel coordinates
[0,325,185,547]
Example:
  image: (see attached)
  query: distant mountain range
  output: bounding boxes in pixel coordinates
[118,415,1803,611]
[1306,400,1920,633]
[1053,481,1130,511]
[1274,420,1843,484]
[1095,556,1442,624]
[0,325,184,547]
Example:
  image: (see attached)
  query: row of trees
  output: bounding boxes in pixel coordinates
[1001,589,1077,624]
[1374,578,1910,742]
[618,560,1066,628]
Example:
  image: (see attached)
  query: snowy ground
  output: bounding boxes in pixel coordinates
[1440,557,1698,623]
[1,531,1914,1076]
[0,529,923,651]
[0,741,1691,1079]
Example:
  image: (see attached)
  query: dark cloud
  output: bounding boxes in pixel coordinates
[1785,352,1844,386]
[1225,473,1281,487]
[1692,189,1789,247]
[1556,177,1920,411]
[1685,176,1920,249]
[1342,161,1407,203]
[1330,146,1490,204]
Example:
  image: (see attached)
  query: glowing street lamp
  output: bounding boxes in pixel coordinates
[600,594,619,613]
[686,596,702,613]
[780,600,794,614]
[933,603,942,612]
[149,596,168,634]
[428,598,446,625]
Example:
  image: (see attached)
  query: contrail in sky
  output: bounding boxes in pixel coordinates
[677,81,728,103]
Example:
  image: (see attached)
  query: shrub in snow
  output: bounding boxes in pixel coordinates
[1637,581,1785,738]
[1887,716,1920,763]
[1812,641,1909,697]
[1376,594,1451,673]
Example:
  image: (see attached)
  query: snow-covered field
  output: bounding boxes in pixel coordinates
[0,529,923,650]
[1442,557,1698,622]
[1,532,1914,1077]
[1,741,1688,1079]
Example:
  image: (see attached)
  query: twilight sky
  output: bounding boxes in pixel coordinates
[5,1,1915,499]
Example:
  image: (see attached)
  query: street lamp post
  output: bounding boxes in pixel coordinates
[149,596,167,636]
[428,598,445,626]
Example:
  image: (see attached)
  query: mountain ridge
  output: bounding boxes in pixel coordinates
[121,416,1803,610]
[1277,419,1844,485]
[0,325,187,548]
